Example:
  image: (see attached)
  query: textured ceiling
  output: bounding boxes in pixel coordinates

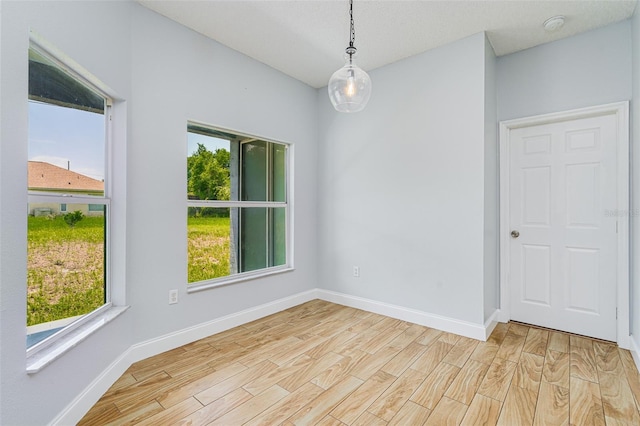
[139,0,637,88]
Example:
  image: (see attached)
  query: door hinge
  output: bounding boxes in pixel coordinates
[616,221,618,233]
[616,308,618,319]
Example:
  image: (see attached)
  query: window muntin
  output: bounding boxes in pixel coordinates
[27,43,111,352]
[187,124,290,286]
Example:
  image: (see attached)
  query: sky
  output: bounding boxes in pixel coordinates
[28,101,105,181]
[187,132,229,156]
[29,100,230,183]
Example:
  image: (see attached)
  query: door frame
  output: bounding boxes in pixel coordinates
[498,101,630,348]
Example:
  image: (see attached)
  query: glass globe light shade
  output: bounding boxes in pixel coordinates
[328,52,372,113]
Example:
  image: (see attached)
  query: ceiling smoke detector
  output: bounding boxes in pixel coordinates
[543,16,565,32]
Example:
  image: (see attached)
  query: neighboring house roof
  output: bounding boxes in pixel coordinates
[28,161,103,192]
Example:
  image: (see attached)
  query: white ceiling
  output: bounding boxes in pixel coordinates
[139,0,637,88]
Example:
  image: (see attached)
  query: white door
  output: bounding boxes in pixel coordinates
[509,113,618,341]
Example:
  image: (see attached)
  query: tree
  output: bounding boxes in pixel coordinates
[187,143,231,201]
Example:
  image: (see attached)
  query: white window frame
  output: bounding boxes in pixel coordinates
[26,38,127,371]
[186,122,294,293]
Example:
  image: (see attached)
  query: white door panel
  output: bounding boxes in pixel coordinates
[521,244,550,306]
[509,114,617,341]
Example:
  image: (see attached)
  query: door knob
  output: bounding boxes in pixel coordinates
[511,230,520,238]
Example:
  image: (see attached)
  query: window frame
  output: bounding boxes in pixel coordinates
[26,40,114,358]
[186,122,294,293]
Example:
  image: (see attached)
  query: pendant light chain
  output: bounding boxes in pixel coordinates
[349,0,355,48]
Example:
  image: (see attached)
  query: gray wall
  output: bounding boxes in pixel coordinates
[632,9,640,349]
[317,33,496,325]
[127,5,318,343]
[497,21,632,122]
[0,2,318,424]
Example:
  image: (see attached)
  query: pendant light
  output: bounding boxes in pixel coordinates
[328,0,372,113]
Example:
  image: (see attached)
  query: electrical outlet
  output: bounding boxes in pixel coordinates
[169,289,178,305]
[353,266,360,277]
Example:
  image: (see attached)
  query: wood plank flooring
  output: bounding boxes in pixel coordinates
[80,300,640,425]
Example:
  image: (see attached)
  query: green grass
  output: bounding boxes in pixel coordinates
[187,216,231,283]
[27,215,231,327]
[27,215,105,326]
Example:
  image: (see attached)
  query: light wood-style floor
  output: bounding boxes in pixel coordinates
[80,300,640,425]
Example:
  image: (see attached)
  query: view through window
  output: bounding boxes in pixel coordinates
[187,124,289,285]
[27,44,110,349]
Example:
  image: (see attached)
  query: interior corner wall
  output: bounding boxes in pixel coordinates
[483,36,499,322]
[0,2,318,424]
[631,8,640,351]
[317,33,488,325]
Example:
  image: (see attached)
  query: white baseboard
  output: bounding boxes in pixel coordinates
[50,289,318,426]
[315,289,491,341]
[125,289,318,363]
[50,343,138,426]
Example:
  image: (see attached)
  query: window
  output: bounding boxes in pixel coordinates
[27,42,111,352]
[187,124,291,288]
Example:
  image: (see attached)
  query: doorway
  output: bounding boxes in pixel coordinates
[499,102,629,347]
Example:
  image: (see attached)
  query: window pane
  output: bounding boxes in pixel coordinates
[241,141,287,202]
[187,131,231,201]
[272,206,287,265]
[241,141,267,201]
[187,207,232,283]
[27,205,106,347]
[187,206,286,283]
[27,44,109,350]
[29,47,105,113]
[28,47,106,193]
[186,124,289,287]
[240,207,286,273]
[272,143,286,203]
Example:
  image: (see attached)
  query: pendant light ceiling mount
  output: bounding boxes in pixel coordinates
[328,0,372,113]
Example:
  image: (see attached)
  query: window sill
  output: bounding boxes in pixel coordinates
[187,266,294,294]
[26,305,129,374]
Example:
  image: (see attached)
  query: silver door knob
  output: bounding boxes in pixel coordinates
[511,230,520,238]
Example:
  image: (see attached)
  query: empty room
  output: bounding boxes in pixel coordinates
[1,0,640,424]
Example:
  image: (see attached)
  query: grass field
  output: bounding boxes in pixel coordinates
[187,216,231,283]
[27,215,105,326]
[27,215,231,327]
